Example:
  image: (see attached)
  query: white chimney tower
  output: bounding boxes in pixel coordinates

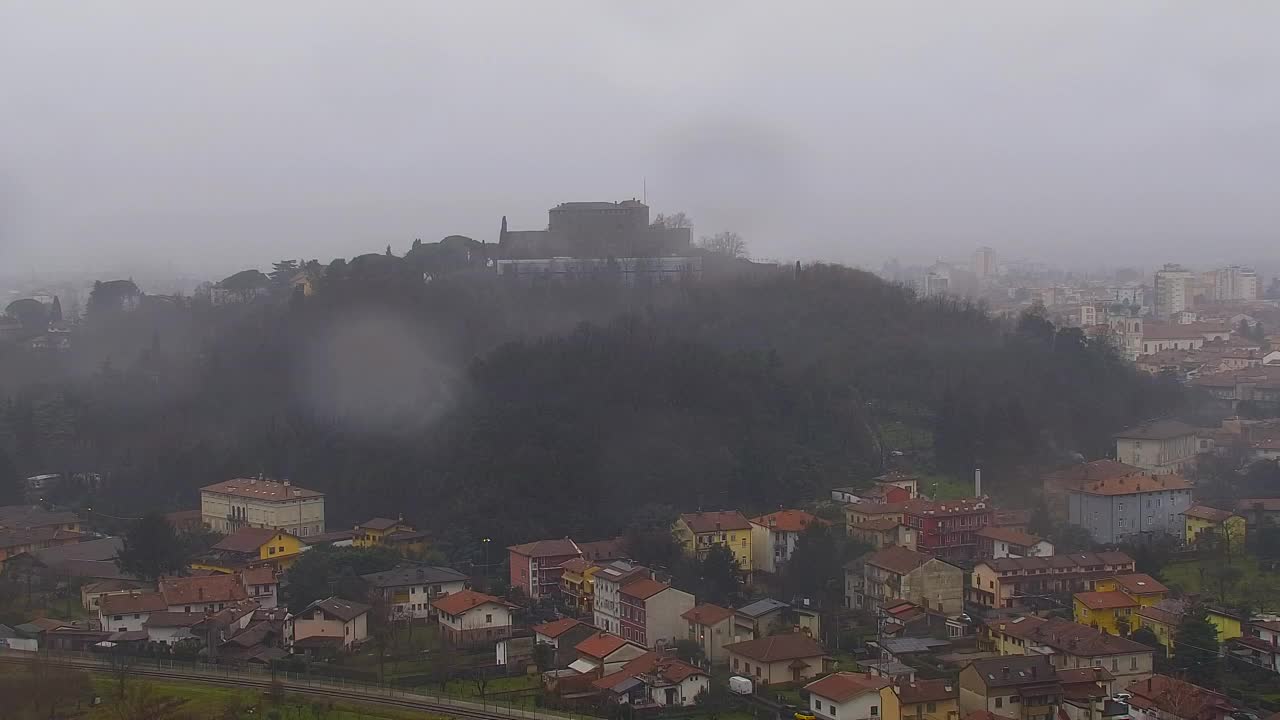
[974,468,982,497]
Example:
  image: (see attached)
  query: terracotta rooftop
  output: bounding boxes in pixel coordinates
[862,546,934,575]
[1075,472,1192,496]
[895,678,958,704]
[577,537,628,562]
[620,577,669,600]
[575,631,634,659]
[1238,497,1280,512]
[1181,505,1237,523]
[100,592,168,615]
[976,526,1044,547]
[751,510,829,533]
[431,589,509,616]
[212,527,284,554]
[160,574,248,606]
[679,511,752,533]
[682,603,734,626]
[986,615,1151,656]
[1113,419,1198,440]
[241,566,276,586]
[531,618,584,639]
[507,538,581,558]
[305,597,371,622]
[967,655,1058,688]
[724,633,826,663]
[804,672,889,702]
[857,517,904,532]
[200,478,323,501]
[358,517,401,531]
[1075,591,1139,610]
[1108,573,1168,595]
[1042,460,1146,487]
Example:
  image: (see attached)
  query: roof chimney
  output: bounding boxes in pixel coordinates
[1002,666,1010,678]
[283,479,291,487]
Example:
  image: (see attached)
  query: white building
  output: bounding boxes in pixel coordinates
[99,592,168,633]
[749,510,828,574]
[431,589,514,647]
[200,477,325,536]
[592,561,652,636]
[1154,264,1194,319]
[804,672,895,720]
[1212,266,1259,301]
[289,597,369,650]
[360,565,468,620]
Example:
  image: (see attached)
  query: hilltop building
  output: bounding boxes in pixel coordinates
[498,201,691,260]
[199,478,325,537]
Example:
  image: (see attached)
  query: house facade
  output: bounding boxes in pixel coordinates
[682,603,735,665]
[724,633,831,686]
[968,552,1136,610]
[975,527,1053,560]
[1181,505,1245,551]
[673,511,753,571]
[200,477,325,536]
[804,672,899,720]
[902,498,993,561]
[749,510,828,573]
[432,589,513,647]
[982,615,1154,685]
[849,546,964,615]
[1066,473,1192,544]
[958,656,1061,720]
[592,561,652,636]
[1113,420,1199,474]
[160,575,249,614]
[361,565,468,620]
[290,597,370,650]
[507,538,581,600]
[99,592,168,633]
[617,578,695,649]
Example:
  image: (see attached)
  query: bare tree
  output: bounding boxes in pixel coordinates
[698,231,747,259]
[473,665,490,699]
[651,211,693,230]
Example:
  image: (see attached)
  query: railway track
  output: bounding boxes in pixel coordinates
[0,653,567,720]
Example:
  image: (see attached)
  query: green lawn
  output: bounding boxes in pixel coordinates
[1161,554,1273,608]
[88,676,451,720]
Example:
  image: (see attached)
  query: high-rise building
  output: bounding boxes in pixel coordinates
[971,246,996,280]
[1212,265,1259,301]
[1153,264,1194,319]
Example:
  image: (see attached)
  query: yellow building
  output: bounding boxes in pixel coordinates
[1073,591,1138,635]
[897,678,959,720]
[1181,505,1246,552]
[196,527,306,573]
[353,517,428,556]
[844,502,907,535]
[558,558,601,615]
[1096,573,1168,607]
[1207,606,1244,642]
[1134,604,1181,656]
[674,511,753,571]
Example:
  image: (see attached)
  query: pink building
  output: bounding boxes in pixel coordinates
[507,538,581,600]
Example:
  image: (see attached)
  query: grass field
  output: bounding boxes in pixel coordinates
[1161,554,1272,607]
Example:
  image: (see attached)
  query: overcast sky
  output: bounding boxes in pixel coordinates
[3,2,1278,278]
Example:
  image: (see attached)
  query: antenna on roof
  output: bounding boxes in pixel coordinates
[642,177,647,205]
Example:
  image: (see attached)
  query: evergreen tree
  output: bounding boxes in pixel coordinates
[116,513,187,582]
[1170,603,1219,686]
[49,296,62,323]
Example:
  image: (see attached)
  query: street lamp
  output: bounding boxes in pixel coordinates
[481,538,492,582]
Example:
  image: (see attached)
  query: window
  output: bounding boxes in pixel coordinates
[1117,502,1124,513]
[1118,518,1126,528]
[269,546,276,555]
[927,703,936,713]
[1009,696,1019,704]
[995,698,1003,709]
[870,706,878,717]
[486,614,493,624]
[1130,656,1138,670]
[113,615,122,621]
[1111,658,1118,672]
[831,707,837,716]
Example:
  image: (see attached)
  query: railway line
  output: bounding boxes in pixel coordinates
[0,651,572,720]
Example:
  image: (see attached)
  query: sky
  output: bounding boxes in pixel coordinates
[3,2,1279,279]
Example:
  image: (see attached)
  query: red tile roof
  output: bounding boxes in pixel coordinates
[1075,591,1139,610]
[1108,573,1168,595]
[620,577,669,600]
[577,537,628,562]
[1238,497,1280,512]
[679,511,752,533]
[724,633,826,663]
[507,538,581,558]
[976,526,1044,547]
[359,518,401,531]
[212,527,283,554]
[1182,505,1237,523]
[804,672,889,702]
[575,631,633,659]
[1076,472,1192,497]
[895,678,957,704]
[1113,418,1199,439]
[531,618,584,638]
[750,510,829,533]
[431,590,510,616]
[863,546,934,575]
[591,652,706,690]
[682,603,734,626]
[241,566,276,586]
[100,592,169,615]
[201,478,323,501]
[160,575,248,606]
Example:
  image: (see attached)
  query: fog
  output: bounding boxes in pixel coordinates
[3,2,1278,276]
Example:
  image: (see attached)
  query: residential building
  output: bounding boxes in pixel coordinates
[1042,460,1147,524]
[973,247,997,280]
[846,502,909,536]
[532,618,596,669]
[197,527,306,572]
[1056,668,1120,720]
[1094,574,1168,608]
[733,598,791,640]
[975,528,1053,560]
[1236,497,1280,531]
[99,592,168,633]
[199,477,325,536]
[361,565,468,620]
[0,505,82,535]
[81,578,150,612]
[804,672,899,720]
[1067,472,1193,543]
[724,633,831,686]
[982,615,1154,684]
[1139,324,1207,354]
[592,560,652,636]
[498,200,692,261]
[673,511,753,570]
[901,498,993,561]
[431,589,514,647]
[849,546,964,615]
[851,517,918,552]
[1113,420,1199,475]
[682,603,735,665]
[143,612,204,645]
[750,510,828,573]
[896,678,960,720]
[1133,600,1185,656]
[159,574,249,615]
[578,537,629,564]
[290,597,370,651]
[958,655,1061,720]
[1211,265,1259,301]
[1124,675,1236,720]
[558,558,600,616]
[1230,620,1280,673]
[618,578,695,649]
[352,517,428,555]
[241,566,279,608]
[968,551,1136,610]
[1072,592,1138,635]
[0,526,84,568]
[1181,505,1245,552]
[573,631,648,675]
[507,537,581,600]
[1154,264,1194,319]
[592,651,709,708]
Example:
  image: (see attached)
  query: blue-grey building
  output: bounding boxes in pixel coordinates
[1067,472,1193,544]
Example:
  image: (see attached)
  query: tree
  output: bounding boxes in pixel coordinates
[692,544,741,606]
[674,637,704,665]
[1170,603,1219,686]
[783,523,843,612]
[270,260,300,284]
[652,212,693,230]
[1130,626,1161,650]
[50,296,63,323]
[533,641,555,673]
[1206,564,1244,604]
[5,298,48,332]
[698,231,746,258]
[282,545,400,612]
[116,513,187,582]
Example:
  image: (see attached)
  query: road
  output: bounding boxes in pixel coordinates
[0,649,583,720]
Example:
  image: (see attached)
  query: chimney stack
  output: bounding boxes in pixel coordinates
[974,468,982,497]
